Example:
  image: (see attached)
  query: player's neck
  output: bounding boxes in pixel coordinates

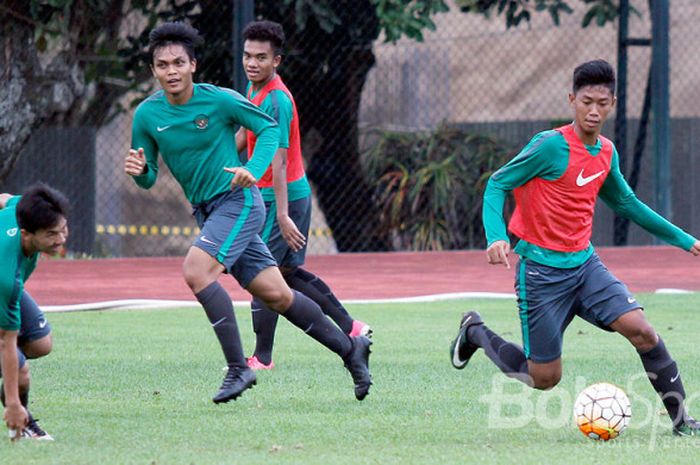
[166,84,195,105]
[573,123,599,146]
[20,234,36,257]
[251,72,276,91]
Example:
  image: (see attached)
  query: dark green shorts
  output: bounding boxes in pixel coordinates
[192,187,276,288]
[515,253,641,363]
[260,195,311,268]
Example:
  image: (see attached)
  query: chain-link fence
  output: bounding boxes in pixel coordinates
[5,0,700,257]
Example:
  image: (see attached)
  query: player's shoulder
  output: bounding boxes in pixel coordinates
[134,91,166,117]
[518,129,564,158]
[198,83,245,100]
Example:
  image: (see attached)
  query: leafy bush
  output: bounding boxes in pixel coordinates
[361,124,514,251]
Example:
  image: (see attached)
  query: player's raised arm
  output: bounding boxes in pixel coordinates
[219,89,280,181]
[598,149,698,252]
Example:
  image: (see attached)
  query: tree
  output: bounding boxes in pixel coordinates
[1,0,626,251]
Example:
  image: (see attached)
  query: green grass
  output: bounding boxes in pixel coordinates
[4,294,700,464]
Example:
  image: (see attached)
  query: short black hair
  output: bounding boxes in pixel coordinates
[242,20,285,56]
[16,183,70,233]
[573,59,616,95]
[148,21,203,64]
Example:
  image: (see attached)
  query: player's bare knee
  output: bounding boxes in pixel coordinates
[23,335,53,359]
[258,289,293,312]
[533,374,561,390]
[628,325,658,352]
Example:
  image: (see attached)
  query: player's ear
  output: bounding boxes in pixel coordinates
[191,59,197,73]
[568,92,575,106]
[273,54,282,68]
[150,64,156,78]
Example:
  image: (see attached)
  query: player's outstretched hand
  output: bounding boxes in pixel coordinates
[224,167,256,188]
[4,404,28,442]
[125,148,146,176]
[689,240,700,256]
[278,214,306,252]
[486,240,511,269]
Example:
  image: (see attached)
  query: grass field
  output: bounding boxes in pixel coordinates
[3,293,700,464]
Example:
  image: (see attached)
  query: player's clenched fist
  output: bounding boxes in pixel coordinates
[486,240,511,269]
[125,148,146,176]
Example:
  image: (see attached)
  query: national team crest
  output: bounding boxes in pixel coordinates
[194,114,209,130]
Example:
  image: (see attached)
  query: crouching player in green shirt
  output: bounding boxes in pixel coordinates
[126,22,371,403]
[449,60,700,436]
[1,183,69,440]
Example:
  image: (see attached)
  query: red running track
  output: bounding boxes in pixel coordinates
[25,246,699,306]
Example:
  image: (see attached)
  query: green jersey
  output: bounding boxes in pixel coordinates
[0,196,38,331]
[483,129,696,268]
[131,83,280,204]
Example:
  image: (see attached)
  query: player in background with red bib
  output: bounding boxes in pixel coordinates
[450,59,700,436]
[236,21,371,371]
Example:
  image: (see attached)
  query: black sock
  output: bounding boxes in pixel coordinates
[468,324,530,384]
[0,389,29,408]
[195,282,246,370]
[639,337,687,427]
[282,290,352,358]
[251,297,279,365]
[285,268,354,334]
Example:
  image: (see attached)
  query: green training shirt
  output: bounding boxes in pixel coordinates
[247,85,311,203]
[0,196,38,331]
[483,130,696,268]
[131,83,280,204]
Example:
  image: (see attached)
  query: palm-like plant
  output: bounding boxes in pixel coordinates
[362,124,514,250]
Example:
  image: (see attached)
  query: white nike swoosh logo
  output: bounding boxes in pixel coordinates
[671,371,681,383]
[627,297,636,304]
[576,169,606,186]
[527,271,540,276]
[39,320,47,329]
[156,125,172,132]
[200,236,217,246]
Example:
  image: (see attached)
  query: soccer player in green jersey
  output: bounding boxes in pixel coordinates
[1,183,69,440]
[235,20,371,371]
[449,59,700,436]
[126,22,372,403]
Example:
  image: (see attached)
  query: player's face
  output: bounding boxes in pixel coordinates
[24,216,68,256]
[151,45,196,101]
[243,40,281,88]
[569,85,616,140]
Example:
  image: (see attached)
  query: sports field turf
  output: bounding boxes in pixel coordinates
[4,294,700,464]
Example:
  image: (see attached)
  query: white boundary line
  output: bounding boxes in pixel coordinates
[41,288,694,313]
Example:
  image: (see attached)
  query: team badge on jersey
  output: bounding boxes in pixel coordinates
[194,114,209,130]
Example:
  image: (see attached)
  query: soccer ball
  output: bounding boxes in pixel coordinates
[573,382,631,441]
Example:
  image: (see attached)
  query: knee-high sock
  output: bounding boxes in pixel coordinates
[285,268,354,334]
[0,385,29,408]
[251,297,279,365]
[282,290,352,358]
[468,324,530,384]
[195,282,246,370]
[639,337,687,427]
